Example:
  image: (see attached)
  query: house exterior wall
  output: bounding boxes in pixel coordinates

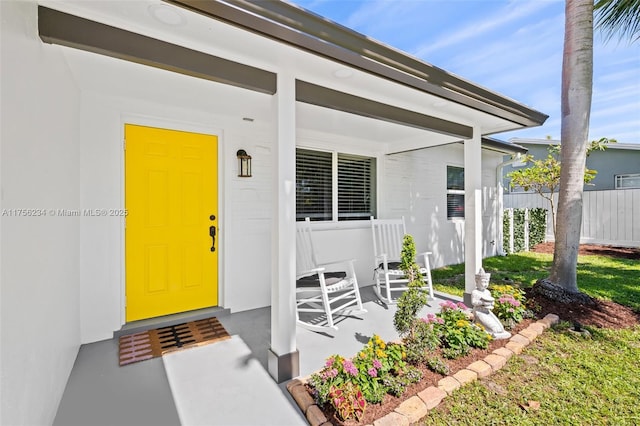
[1,2,81,425]
[77,88,275,343]
[381,144,503,268]
[504,141,640,191]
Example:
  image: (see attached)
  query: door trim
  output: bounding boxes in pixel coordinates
[119,114,226,325]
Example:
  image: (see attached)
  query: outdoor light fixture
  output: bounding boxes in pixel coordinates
[236,149,252,177]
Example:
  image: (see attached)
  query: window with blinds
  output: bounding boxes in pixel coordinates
[447,166,464,219]
[296,149,332,221]
[338,154,376,221]
[296,149,376,221]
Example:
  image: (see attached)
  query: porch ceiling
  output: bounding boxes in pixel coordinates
[38,0,539,152]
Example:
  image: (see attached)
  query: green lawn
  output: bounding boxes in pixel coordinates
[432,251,640,311]
[421,324,640,425]
[421,251,640,425]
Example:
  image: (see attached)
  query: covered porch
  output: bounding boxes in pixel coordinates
[2,1,546,424]
[53,286,462,425]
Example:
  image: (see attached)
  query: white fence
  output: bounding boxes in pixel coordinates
[504,189,640,248]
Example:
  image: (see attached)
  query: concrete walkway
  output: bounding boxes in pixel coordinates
[54,285,459,426]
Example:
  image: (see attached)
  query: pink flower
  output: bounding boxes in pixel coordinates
[342,359,358,376]
[367,368,378,377]
[322,368,336,380]
[325,357,335,368]
[457,302,468,310]
[440,300,458,311]
[373,359,382,369]
[421,313,438,324]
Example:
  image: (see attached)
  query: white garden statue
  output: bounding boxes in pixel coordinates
[471,268,511,340]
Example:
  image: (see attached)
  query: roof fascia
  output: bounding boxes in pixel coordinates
[296,80,473,139]
[38,6,277,95]
[166,0,548,127]
[481,137,528,154]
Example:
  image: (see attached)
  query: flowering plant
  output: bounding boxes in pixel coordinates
[309,334,418,408]
[490,284,525,302]
[490,284,530,328]
[436,300,491,358]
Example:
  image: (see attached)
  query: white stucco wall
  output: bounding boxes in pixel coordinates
[1,2,81,425]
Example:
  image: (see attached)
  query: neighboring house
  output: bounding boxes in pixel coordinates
[504,138,640,192]
[0,1,546,424]
[503,138,640,247]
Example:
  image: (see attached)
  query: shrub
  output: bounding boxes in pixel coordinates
[381,365,422,397]
[393,234,429,336]
[436,300,491,358]
[403,315,441,364]
[426,356,450,375]
[490,284,532,329]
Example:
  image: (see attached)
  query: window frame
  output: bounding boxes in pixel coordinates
[296,147,377,223]
[615,173,640,190]
[447,165,465,220]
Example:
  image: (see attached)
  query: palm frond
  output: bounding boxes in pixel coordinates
[594,0,640,43]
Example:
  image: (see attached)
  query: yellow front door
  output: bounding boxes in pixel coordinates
[125,124,218,322]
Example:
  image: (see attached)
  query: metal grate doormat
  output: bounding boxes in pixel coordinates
[119,317,230,366]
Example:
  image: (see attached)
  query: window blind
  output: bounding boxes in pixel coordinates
[338,154,376,221]
[447,166,465,219]
[296,149,332,221]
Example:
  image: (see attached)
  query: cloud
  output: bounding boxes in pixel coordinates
[412,1,554,58]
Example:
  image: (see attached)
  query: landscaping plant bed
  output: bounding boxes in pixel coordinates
[302,319,534,426]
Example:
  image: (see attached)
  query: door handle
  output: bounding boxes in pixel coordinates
[209,225,216,252]
[209,215,216,252]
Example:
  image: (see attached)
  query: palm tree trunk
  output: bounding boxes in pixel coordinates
[549,0,593,293]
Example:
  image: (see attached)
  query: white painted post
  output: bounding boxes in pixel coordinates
[463,127,483,307]
[524,208,530,251]
[268,72,299,382]
[508,208,514,254]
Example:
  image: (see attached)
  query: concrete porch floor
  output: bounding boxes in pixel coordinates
[53,285,460,426]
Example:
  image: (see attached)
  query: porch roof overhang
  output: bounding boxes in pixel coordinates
[166,0,548,129]
[37,1,548,151]
[38,6,277,95]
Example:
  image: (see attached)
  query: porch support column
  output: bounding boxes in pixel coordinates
[463,126,483,306]
[268,72,299,383]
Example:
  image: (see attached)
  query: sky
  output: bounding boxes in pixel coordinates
[290,0,640,144]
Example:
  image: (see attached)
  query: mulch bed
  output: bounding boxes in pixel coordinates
[530,241,640,260]
[529,242,640,329]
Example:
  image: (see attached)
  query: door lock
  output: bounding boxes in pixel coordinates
[209,215,216,252]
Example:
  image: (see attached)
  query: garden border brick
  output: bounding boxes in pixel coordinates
[288,313,560,425]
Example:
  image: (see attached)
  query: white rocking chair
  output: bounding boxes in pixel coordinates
[296,218,366,331]
[370,216,434,305]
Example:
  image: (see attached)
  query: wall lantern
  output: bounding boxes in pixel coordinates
[236,149,252,177]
